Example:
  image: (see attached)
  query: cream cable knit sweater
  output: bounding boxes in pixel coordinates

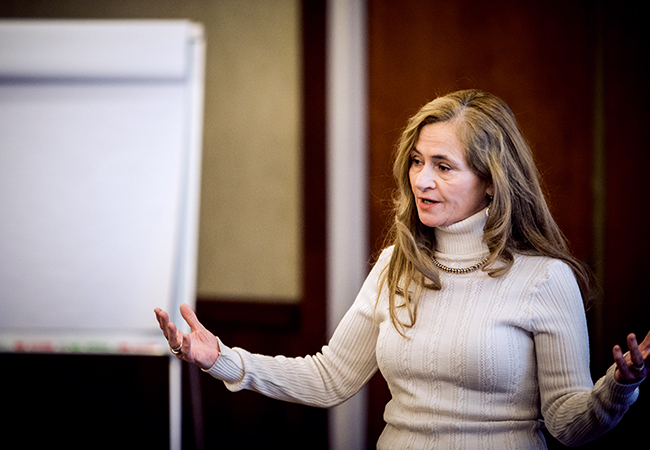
[204,210,642,449]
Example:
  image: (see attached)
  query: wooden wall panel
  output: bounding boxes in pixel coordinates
[597,3,649,445]
[368,0,596,262]
[601,0,650,353]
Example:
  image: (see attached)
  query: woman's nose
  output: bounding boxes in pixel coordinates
[414,164,436,191]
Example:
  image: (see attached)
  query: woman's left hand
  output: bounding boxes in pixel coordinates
[154,303,221,370]
[613,331,650,383]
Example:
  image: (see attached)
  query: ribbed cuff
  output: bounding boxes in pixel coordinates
[605,364,643,404]
[201,339,245,384]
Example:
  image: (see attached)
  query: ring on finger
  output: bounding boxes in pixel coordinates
[631,362,645,373]
[170,341,183,355]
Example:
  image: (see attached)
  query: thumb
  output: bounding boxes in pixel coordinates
[180,303,203,332]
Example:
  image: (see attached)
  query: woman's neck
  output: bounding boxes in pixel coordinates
[433,208,489,256]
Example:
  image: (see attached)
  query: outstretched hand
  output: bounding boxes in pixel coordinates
[154,303,221,370]
[613,331,650,384]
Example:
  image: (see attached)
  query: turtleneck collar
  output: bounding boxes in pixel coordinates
[433,207,489,256]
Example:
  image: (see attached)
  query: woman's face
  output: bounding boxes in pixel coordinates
[409,121,492,228]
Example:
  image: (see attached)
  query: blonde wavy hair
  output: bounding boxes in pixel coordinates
[382,89,594,334]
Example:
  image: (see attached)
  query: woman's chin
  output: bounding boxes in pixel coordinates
[417,212,444,228]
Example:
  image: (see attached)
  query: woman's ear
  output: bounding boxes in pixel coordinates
[486,183,494,198]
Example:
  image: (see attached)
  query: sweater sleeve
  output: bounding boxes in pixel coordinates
[530,260,642,447]
[201,248,392,408]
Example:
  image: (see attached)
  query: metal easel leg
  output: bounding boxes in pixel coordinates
[169,356,182,450]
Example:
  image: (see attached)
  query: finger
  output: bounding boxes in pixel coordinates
[155,308,185,353]
[158,311,178,344]
[154,309,174,342]
[638,330,650,353]
[613,344,632,382]
[613,344,627,368]
[154,308,169,331]
[169,326,182,349]
[172,333,188,360]
[626,334,644,367]
[173,333,195,362]
[627,333,638,349]
[180,303,204,333]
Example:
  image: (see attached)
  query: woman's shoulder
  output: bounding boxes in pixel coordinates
[365,245,395,279]
[514,252,573,271]
[512,253,580,291]
[376,245,395,261]
[366,245,393,266]
[514,254,587,326]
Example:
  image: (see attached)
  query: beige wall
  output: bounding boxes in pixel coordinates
[1,0,303,302]
[198,1,302,302]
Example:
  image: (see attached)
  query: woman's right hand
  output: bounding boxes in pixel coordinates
[154,303,221,370]
[612,331,649,384]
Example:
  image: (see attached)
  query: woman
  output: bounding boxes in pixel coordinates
[155,89,648,449]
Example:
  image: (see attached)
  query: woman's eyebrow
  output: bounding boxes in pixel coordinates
[411,148,458,165]
[430,154,456,164]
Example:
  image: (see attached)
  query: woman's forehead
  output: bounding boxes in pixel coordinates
[414,123,466,161]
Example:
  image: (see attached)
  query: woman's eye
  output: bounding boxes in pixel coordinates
[438,164,451,172]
